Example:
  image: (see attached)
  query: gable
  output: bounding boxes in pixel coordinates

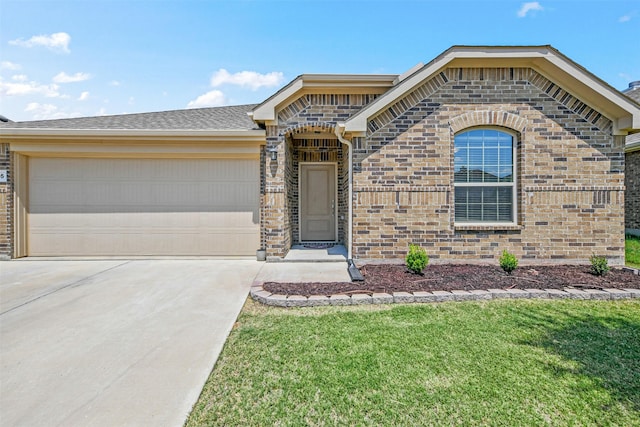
[251,75,396,125]
[366,67,613,136]
[344,46,640,136]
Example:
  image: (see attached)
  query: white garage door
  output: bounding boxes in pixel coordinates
[28,157,260,256]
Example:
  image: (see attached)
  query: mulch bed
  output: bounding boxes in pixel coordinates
[263,264,640,297]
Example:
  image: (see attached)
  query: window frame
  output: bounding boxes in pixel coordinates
[453,127,518,226]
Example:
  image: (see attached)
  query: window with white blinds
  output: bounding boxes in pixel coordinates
[454,129,516,223]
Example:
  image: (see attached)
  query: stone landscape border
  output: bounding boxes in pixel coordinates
[251,280,640,308]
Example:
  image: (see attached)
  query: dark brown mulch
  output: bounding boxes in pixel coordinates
[263,264,640,297]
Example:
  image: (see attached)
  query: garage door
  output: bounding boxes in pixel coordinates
[28,157,259,256]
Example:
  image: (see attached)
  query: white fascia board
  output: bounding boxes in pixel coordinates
[538,54,640,131]
[251,74,396,124]
[344,46,640,134]
[344,57,453,133]
[251,78,304,122]
[0,128,266,141]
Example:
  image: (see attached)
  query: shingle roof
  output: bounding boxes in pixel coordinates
[624,86,640,103]
[0,104,260,130]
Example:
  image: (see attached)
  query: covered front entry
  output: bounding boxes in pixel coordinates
[280,127,349,255]
[299,163,337,241]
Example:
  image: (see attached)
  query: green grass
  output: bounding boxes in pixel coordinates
[187,299,640,426]
[627,234,640,268]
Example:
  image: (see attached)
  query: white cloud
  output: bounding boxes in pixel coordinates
[78,91,90,101]
[9,32,71,53]
[187,90,227,108]
[53,71,91,83]
[12,74,28,82]
[109,80,121,86]
[517,2,543,17]
[210,69,284,90]
[619,72,632,81]
[96,107,107,116]
[619,11,636,22]
[24,102,79,120]
[0,61,21,71]
[0,78,61,97]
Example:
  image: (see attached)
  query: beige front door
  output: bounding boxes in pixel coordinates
[300,163,336,241]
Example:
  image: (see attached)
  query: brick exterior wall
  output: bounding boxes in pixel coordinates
[263,94,380,258]
[286,138,345,244]
[626,150,640,233]
[351,67,625,264]
[624,86,640,234]
[0,144,11,259]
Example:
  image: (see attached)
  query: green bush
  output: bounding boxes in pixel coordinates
[406,244,429,274]
[499,250,518,274]
[590,255,610,276]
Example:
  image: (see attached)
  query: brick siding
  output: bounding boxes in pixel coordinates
[0,144,11,259]
[351,68,625,263]
[624,87,640,234]
[263,93,381,258]
[626,150,640,232]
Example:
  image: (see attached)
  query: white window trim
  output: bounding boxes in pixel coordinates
[453,127,518,227]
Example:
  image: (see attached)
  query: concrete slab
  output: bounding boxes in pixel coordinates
[0,259,263,427]
[284,245,348,262]
[255,262,350,283]
[0,260,126,314]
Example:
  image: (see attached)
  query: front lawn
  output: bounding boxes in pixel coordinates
[187,299,640,426]
[627,234,640,269]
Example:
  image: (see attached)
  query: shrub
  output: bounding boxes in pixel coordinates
[590,255,610,276]
[406,244,429,274]
[499,250,518,274]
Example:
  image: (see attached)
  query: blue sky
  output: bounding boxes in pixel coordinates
[1,0,638,122]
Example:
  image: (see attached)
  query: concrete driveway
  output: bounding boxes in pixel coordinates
[0,259,263,427]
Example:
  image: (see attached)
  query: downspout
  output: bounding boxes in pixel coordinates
[335,124,353,260]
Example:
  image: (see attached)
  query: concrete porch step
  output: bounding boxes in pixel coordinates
[280,245,348,262]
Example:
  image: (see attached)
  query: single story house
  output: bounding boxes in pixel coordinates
[1,46,639,263]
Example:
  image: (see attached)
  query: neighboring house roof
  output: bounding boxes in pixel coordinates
[624,82,640,152]
[0,104,259,131]
[343,45,640,136]
[627,132,640,152]
[623,81,640,103]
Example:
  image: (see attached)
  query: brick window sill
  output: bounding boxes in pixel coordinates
[454,224,524,231]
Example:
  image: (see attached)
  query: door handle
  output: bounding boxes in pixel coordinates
[331,199,335,215]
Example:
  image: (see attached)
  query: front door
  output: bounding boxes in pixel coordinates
[300,163,336,241]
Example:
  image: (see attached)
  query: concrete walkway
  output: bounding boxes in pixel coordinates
[0,259,263,427]
[255,261,351,283]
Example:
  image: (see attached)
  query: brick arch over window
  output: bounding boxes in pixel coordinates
[449,111,527,134]
[283,122,336,138]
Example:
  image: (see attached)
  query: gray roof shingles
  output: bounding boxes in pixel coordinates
[0,104,260,130]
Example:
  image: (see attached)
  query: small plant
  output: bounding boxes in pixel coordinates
[499,250,518,274]
[406,244,429,274]
[590,254,610,276]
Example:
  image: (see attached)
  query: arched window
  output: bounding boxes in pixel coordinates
[454,128,516,223]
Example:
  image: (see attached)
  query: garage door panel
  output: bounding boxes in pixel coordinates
[28,158,259,256]
[31,183,258,213]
